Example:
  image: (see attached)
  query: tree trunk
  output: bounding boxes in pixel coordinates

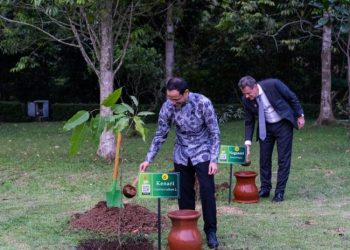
[347,18,350,123]
[153,0,175,109]
[165,0,175,82]
[97,0,115,161]
[317,11,335,125]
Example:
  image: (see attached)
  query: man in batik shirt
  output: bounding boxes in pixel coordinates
[139,77,220,249]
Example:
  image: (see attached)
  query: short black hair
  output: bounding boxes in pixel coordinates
[166,77,188,95]
[238,75,257,89]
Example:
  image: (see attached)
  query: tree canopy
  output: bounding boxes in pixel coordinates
[1,0,349,135]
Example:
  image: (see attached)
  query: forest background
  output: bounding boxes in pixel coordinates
[0,1,349,127]
[1,2,350,248]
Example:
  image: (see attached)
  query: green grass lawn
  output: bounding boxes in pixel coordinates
[0,121,349,249]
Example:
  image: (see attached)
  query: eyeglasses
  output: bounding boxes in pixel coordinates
[167,94,184,102]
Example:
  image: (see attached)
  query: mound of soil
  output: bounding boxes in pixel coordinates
[71,201,163,234]
[77,238,154,250]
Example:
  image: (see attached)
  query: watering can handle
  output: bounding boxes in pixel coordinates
[112,132,122,180]
[132,177,138,187]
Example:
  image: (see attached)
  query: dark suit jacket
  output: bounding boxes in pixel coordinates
[242,78,304,141]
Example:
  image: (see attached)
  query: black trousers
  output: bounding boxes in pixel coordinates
[259,119,293,194]
[174,159,217,234]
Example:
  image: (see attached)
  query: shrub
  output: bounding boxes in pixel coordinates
[215,104,244,124]
[0,101,27,122]
[51,103,100,121]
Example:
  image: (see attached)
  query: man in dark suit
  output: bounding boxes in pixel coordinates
[238,76,305,202]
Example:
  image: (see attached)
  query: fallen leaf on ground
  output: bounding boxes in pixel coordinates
[328,226,347,235]
[217,206,245,215]
[304,220,318,226]
[324,170,335,176]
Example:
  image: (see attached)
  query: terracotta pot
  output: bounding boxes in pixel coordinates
[167,210,202,250]
[233,171,259,203]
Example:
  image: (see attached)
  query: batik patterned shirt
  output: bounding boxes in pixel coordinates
[145,92,220,165]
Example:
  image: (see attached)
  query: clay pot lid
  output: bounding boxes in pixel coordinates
[167,209,201,219]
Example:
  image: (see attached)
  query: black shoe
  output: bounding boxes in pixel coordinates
[259,190,270,198]
[206,232,219,249]
[272,192,284,202]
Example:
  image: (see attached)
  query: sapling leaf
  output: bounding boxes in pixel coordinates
[316,17,329,27]
[130,95,139,107]
[113,104,129,114]
[114,117,130,133]
[133,116,147,141]
[69,123,87,155]
[121,103,134,115]
[101,87,123,107]
[63,110,89,131]
[137,111,155,116]
[90,114,104,145]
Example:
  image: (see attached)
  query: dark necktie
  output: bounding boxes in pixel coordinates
[257,95,266,140]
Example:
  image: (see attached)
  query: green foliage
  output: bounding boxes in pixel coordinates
[68,122,87,155]
[0,101,26,122]
[101,88,123,107]
[0,0,75,77]
[310,0,343,29]
[280,39,301,50]
[0,0,348,109]
[302,103,321,118]
[335,100,350,119]
[62,110,89,131]
[133,116,147,141]
[51,103,100,121]
[137,111,155,117]
[216,104,245,124]
[63,88,154,155]
[216,0,284,55]
[339,22,349,33]
[116,39,164,102]
[316,16,331,27]
[32,0,88,7]
[120,103,134,115]
[9,56,39,72]
[130,95,138,107]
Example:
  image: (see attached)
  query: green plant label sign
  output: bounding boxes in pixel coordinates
[138,172,180,198]
[218,145,246,164]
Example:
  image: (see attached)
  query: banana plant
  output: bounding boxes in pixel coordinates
[63,87,154,155]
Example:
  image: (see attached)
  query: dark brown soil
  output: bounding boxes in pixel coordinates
[70,201,163,234]
[216,181,230,192]
[76,238,154,250]
[123,184,137,198]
